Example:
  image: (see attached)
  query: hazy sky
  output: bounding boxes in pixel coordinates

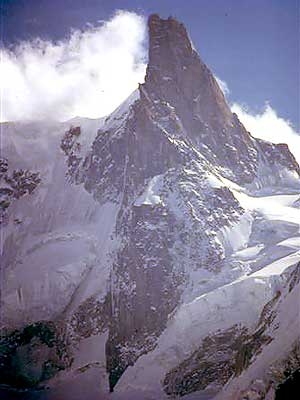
[2,0,299,130]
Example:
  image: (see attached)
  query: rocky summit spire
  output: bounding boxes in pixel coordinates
[140,14,260,183]
[144,14,233,134]
[139,15,299,184]
[147,14,194,75]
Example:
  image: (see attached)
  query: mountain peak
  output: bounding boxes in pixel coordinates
[144,14,233,135]
[140,15,299,184]
[1,13,300,400]
[146,14,195,84]
[147,14,193,67]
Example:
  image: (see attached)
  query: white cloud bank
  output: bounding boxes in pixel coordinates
[0,11,147,122]
[231,103,300,164]
[215,76,230,96]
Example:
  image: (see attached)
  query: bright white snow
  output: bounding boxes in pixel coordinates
[134,174,164,206]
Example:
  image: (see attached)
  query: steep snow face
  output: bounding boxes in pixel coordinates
[115,270,299,400]
[0,117,119,329]
[115,275,273,396]
[214,264,300,400]
[134,174,164,206]
[1,14,300,400]
[114,245,300,399]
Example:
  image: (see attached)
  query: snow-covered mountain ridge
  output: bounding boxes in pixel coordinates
[0,14,299,400]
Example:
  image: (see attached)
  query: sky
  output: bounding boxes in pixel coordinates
[0,0,299,153]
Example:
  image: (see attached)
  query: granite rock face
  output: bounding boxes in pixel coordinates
[1,14,300,399]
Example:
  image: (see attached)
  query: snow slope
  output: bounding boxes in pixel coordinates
[113,173,300,398]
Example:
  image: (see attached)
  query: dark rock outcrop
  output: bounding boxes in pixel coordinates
[0,321,71,389]
[0,158,41,225]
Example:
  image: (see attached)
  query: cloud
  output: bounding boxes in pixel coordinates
[231,103,300,164]
[215,76,230,96]
[215,76,300,164]
[0,11,147,122]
